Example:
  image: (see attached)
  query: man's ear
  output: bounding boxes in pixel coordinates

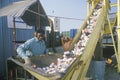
[34,32,37,37]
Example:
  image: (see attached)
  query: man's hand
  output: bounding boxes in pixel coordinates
[24,57,31,65]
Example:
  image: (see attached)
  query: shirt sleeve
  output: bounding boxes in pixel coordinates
[16,39,32,59]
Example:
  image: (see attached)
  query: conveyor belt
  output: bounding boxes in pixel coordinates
[62,1,108,80]
[7,1,109,80]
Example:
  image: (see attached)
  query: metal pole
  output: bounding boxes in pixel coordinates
[36,0,40,30]
[13,17,16,56]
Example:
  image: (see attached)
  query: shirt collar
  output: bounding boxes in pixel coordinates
[34,37,39,42]
[34,37,43,42]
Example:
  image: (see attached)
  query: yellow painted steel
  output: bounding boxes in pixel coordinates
[8,0,120,80]
[87,2,90,16]
[104,2,117,34]
[78,5,107,80]
[25,68,50,80]
[117,0,120,72]
[63,1,108,80]
[102,44,114,46]
[23,0,120,79]
[111,3,117,7]
[107,14,118,61]
[117,30,120,72]
[69,2,99,50]
[21,0,120,79]
[102,0,120,72]
[8,58,51,80]
[91,0,102,9]
[104,14,117,34]
[118,0,120,26]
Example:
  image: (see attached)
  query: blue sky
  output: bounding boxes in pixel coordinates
[40,0,87,32]
[40,0,117,32]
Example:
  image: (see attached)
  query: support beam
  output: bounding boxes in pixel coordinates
[118,0,120,26]
[117,0,120,72]
[87,1,90,16]
[111,3,117,7]
[92,1,95,9]
[117,30,120,72]
[36,0,40,30]
[13,17,16,56]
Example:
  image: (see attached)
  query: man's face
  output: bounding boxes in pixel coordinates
[36,33,43,41]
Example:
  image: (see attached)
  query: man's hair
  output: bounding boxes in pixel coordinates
[35,29,44,37]
[36,29,44,34]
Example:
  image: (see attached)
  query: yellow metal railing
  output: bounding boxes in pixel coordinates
[62,1,109,80]
[117,0,120,72]
[69,1,99,50]
[104,13,117,34]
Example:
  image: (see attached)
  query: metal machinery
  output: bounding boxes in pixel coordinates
[7,0,120,80]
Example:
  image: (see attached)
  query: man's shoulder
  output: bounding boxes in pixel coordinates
[26,37,36,43]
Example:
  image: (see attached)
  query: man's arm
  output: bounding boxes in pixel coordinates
[17,39,33,58]
[16,45,28,59]
[16,39,33,65]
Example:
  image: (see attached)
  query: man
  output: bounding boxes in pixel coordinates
[17,30,48,65]
[61,37,73,51]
